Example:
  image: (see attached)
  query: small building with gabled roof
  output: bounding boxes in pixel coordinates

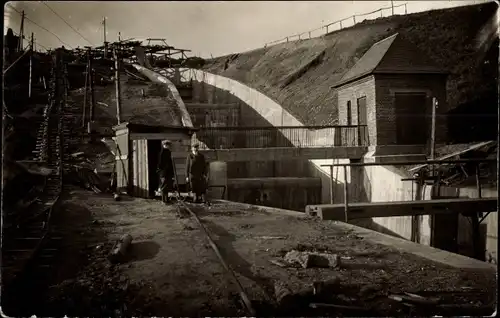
[332,33,449,156]
[112,122,197,198]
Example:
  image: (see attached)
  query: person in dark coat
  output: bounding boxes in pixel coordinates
[157,140,175,204]
[186,144,208,203]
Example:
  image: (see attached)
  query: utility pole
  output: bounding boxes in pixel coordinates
[89,48,96,123]
[103,17,108,58]
[430,97,438,179]
[430,97,437,160]
[18,10,25,52]
[29,32,34,97]
[113,47,122,124]
[82,55,89,128]
[391,0,395,15]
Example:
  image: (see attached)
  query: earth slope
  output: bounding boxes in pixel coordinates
[203,2,498,140]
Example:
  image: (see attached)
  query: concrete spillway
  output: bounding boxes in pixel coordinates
[132,64,194,128]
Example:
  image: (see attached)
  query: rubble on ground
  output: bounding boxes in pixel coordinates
[283,250,341,269]
[64,139,116,193]
[109,234,134,264]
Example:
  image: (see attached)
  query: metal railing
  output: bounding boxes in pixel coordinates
[264,3,408,48]
[194,125,369,149]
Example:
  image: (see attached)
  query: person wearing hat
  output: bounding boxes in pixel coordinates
[186,144,208,203]
[157,140,175,204]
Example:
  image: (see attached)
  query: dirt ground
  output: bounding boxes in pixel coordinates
[5,187,496,317]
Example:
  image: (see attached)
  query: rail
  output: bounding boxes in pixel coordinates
[194,125,369,149]
[177,201,255,315]
[264,3,408,47]
[2,49,66,297]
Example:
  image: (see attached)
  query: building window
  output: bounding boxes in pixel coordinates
[347,101,352,125]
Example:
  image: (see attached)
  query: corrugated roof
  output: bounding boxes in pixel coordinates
[332,33,448,88]
[408,140,497,173]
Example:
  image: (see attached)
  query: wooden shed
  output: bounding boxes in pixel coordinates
[112,122,197,198]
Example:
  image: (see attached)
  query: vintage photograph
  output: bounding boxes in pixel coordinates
[2,0,498,316]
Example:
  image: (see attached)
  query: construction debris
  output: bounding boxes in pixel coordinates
[312,278,342,296]
[284,250,341,269]
[269,259,288,267]
[309,302,368,311]
[388,292,440,306]
[108,234,133,264]
[274,281,313,310]
[259,236,286,240]
[274,281,295,307]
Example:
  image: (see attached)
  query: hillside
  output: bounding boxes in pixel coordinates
[69,71,183,135]
[202,2,498,140]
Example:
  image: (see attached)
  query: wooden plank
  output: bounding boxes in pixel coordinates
[132,140,138,196]
[143,140,149,198]
[115,133,129,192]
[306,198,498,221]
[136,140,145,198]
[130,132,190,140]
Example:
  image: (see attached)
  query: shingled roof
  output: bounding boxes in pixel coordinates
[332,33,449,88]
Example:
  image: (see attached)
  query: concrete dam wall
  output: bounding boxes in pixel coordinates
[180,67,350,208]
[175,67,497,262]
[181,69,323,211]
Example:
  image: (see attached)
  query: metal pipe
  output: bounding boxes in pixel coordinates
[321,158,496,168]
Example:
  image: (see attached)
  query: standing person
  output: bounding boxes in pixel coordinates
[157,140,175,204]
[186,144,208,203]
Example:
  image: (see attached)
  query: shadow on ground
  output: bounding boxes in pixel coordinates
[124,241,161,262]
[1,193,108,317]
[200,220,277,307]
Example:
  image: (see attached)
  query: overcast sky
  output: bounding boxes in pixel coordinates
[4,1,490,57]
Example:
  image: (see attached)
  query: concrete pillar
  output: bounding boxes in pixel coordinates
[208,161,228,200]
[349,158,369,203]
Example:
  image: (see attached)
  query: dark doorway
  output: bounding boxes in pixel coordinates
[347,101,352,125]
[357,96,367,125]
[394,92,428,145]
[147,140,162,198]
[357,96,368,145]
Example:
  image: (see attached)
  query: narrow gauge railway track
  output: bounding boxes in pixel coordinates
[2,50,79,314]
[175,200,257,316]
